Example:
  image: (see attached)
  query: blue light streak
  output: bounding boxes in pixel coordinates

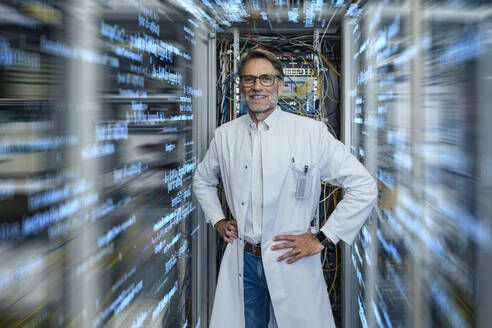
[346,4,362,18]
[288,8,299,23]
[96,122,128,141]
[430,282,467,328]
[164,159,196,193]
[82,143,115,160]
[151,65,182,85]
[0,37,40,70]
[165,240,188,274]
[171,186,192,207]
[358,294,369,328]
[22,198,81,237]
[377,229,402,265]
[0,135,78,154]
[93,280,143,327]
[40,36,119,68]
[101,21,126,42]
[0,256,44,293]
[138,14,160,35]
[111,266,136,293]
[152,281,178,320]
[113,46,143,62]
[98,215,136,248]
[114,162,147,183]
[131,311,149,328]
[28,178,89,211]
[118,89,148,98]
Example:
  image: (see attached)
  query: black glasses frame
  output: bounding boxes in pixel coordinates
[239,74,282,87]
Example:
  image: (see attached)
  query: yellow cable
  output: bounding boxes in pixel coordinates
[296,69,314,96]
[328,243,338,295]
[321,71,340,103]
[280,95,297,101]
[328,187,339,295]
[296,92,314,115]
[320,53,341,78]
[301,56,310,67]
[278,96,298,112]
[279,95,311,116]
[66,311,82,328]
[15,302,47,327]
[326,94,340,103]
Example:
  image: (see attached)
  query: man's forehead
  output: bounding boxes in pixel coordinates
[243,58,277,73]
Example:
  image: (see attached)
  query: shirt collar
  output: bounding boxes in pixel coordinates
[247,106,282,131]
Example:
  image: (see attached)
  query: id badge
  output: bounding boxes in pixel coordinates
[295,174,313,199]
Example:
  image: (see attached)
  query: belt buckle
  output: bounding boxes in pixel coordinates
[252,243,261,257]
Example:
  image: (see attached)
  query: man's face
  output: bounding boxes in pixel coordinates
[240,58,284,113]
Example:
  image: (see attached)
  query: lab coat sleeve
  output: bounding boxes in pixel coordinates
[317,123,377,245]
[192,135,226,227]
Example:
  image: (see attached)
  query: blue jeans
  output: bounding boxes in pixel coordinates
[243,251,271,328]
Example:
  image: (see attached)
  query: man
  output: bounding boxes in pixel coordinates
[193,48,377,328]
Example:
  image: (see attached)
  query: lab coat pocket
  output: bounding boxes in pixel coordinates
[287,163,316,200]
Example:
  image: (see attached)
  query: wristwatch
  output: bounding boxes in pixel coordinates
[315,231,334,250]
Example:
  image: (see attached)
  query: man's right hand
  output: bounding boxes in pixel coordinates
[214,219,238,243]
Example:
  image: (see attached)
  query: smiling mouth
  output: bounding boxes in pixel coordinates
[250,95,267,99]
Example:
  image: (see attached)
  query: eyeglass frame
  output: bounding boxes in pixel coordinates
[239,74,283,87]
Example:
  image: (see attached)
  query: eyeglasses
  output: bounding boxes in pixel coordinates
[239,74,282,87]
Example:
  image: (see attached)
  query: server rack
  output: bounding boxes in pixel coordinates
[342,2,492,327]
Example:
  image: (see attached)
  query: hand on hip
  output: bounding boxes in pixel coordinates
[215,219,238,243]
[271,229,324,263]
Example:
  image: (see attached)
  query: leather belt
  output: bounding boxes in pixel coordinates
[244,242,262,257]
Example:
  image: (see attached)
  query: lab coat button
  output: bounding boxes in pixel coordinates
[239,273,242,277]
[244,165,248,169]
[241,202,244,206]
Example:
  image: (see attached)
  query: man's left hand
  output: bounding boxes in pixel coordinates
[271,230,324,264]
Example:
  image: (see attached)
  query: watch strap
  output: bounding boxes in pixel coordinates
[316,231,334,249]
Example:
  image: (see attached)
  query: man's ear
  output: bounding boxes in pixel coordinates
[278,79,285,94]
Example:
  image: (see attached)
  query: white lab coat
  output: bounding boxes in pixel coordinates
[193,108,377,328]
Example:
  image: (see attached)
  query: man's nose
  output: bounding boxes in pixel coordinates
[251,77,264,90]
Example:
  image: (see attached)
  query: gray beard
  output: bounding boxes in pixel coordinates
[247,100,277,113]
[243,94,279,113]
[242,84,281,113]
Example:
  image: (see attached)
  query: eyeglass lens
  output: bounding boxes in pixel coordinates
[241,74,277,86]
